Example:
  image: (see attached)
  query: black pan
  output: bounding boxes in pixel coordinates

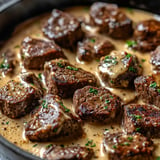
[0,0,160,159]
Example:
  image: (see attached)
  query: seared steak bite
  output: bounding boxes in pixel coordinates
[103,132,154,160]
[134,75,160,108]
[123,104,160,138]
[25,94,83,142]
[0,80,42,118]
[73,86,122,123]
[150,46,160,70]
[21,37,66,70]
[42,9,84,50]
[133,19,160,52]
[89,2,133,39]
[77,35,114,61]
[44,59,97,98]
[43,145,94,160]
[0,50,18,75]
[98,51,142,88]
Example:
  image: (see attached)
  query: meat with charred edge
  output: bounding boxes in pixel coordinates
[21,37,66,70]
[43,145,94,160]
[103,132,154,160]
[134,75,160,108]
[89,2,133,39]
[73,86,122,123]
[44,59,97,98]
[123,104,160,138]
[133,19,160,52]
[0,79,42,118]
[98,51,142,88]
[42,9,84,50]
[0,50,18,75]
[77,35,114,61]
[25,94,83,142]
[150,46,160,70]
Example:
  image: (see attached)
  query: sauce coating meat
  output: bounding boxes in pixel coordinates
[103,132,154,160]
[44,59,97,98]
[0,78,42,118]
[42,9,84,50]
[21,37,66,70]
[98,51,142,88]
[77,35,114,62]
[73,86,122,123]
[133,20,160,52]
[25,94,83,141]
[43,145,94,160]
[90,2,133,39]
[123,104,160,138]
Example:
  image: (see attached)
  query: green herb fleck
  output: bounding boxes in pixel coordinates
[33,144,38,147]
[53,128,58,132]
[66,66,78,71]
[105,128,109,131]
[59,101,70,112]
[135,127,141,131]
[85,139,96,147]
[127,8,134,13]
[127,137,133,141]
[42,100,48,108]
[46,144,52,148]
[134,115,142,119]
[105,99,110,104]
[14,45,20,48]
[156,156,160,160]
[90,39,95,43]
[57,62,64,68]
[96,59,100,62]
[126,53,132,58]
[123,142,130,146]
[112,145,117,149]
[104,106,108,109]
[38,73,42,80]
[6,121,9,125]
[149,82,157,88]
[158,89,160,93]
[141,59,146,62]
[126,40,137,48]
[139,64,142,68]
[109,95,113,99]
[89,88,98,95]
[110,80,114,84]
[91,143,96,147]
[0,60,10,69]
[129,66,137,72]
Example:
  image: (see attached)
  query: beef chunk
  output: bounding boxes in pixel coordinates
[44,59,97,98]
[123,104,160,138]
[73,86,122,123]
[103,132,154,160]
[77,35,114,61]
[133,19,160,52]
[98,51,142,88]
[134,75,160,108]
[21,37,66,70]
[150,46,160,70]
[0,50,18,75]
[43,145,93,160]
[0,80,42,118]
[89,2,133,39]
[42,9,84,50]
[25,94,83,141]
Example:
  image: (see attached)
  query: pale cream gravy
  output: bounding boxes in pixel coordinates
[0,6,159,160]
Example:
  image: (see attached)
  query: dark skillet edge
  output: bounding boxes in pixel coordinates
[0,0,160,160]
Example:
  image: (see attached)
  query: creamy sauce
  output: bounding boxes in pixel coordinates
[0,6,159,160]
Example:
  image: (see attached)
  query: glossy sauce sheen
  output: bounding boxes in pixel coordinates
[0,6,160,160]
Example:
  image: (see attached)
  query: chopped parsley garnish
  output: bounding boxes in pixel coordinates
[129,66,137,72]
[105,99,110,104]
[149,82,157,88]
[126,40,137,48]
[127,136,133,141]
[0,60,9,69]
[53,128,58,132]
[6,121,9,125]
[38,73,42,80]
[96,59,100,62]
[42,100,48,108]
[46,144,52,148]
[104,106,108,109]
[110,80,114,84]
[57,62,64,68]
[123,142,130,146]
[127,8,133,13]
[158,89,160,93]
[104,56,118,65]
[156,156,160,160]
[66,66,78,71]
[85,139,96,147]
[109,95,113,99]
[125,53,132,58]
[89,88,98,95]
[132,114,142,119]
[90,39,96,43]
[59,101,70,112]
[112,145,117,149]
[105,128,109,131]
[135,127,141,131]
[33,144,38,147]
[141,59,146,62]
[139,64,142,68]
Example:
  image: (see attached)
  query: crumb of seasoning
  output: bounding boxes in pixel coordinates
[38,73,42,80]
[141,59,146,62]
[89,88,98,95]
[6,121,9,125]
[66,66,78,71]
[90,38,96,43]
[156,157,160,160]
[112,145,117,149]
[126,40,137,48]
[60,144,64,148]
[126,8,134,14]
[149,82,157,88]
[46,144,52,148]
[129,66,137,73]
[85,139,96,148]
[33,144,38,147]
[127,136,133,141]
[158,89,160,93]
[135,127,141,131]
[104,106,108,109]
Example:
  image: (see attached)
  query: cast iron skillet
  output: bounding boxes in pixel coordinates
[0,0,160,159]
